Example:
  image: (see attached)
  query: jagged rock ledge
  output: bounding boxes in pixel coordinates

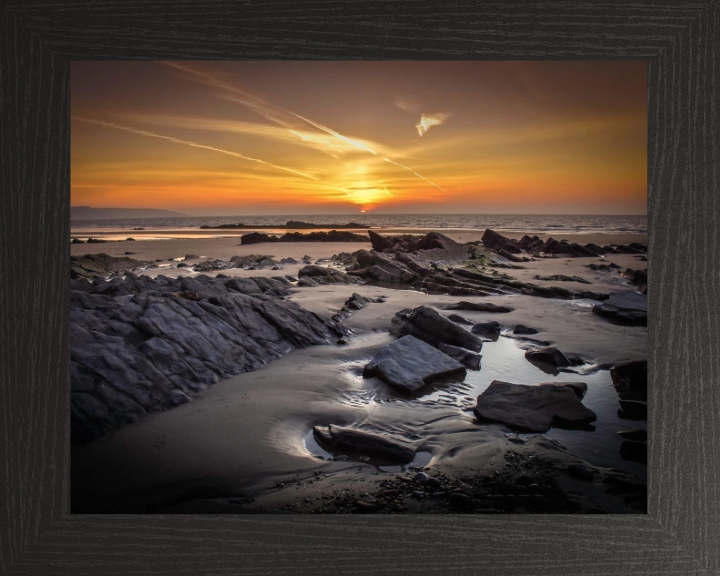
[71,271,344,444]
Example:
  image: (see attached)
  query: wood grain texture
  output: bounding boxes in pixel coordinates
[0,1,718,574]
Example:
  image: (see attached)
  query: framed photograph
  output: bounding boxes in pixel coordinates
[2,1,718,574]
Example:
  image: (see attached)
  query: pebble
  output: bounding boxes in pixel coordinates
[414,472,429,483]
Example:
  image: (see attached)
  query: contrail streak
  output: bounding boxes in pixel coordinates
[72,116,320,181]
[162,62,447,193]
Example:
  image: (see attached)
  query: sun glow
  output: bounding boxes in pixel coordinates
[71,61,648,215]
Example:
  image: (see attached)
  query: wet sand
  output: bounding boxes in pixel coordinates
[71,231,647,513]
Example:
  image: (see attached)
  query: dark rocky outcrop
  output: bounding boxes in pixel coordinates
[390,306,483,352]
[71,253,148,280]
[332,292,383,322]
[437,343,482,371]
[347,235,602,301]
[368,231,471,263]
[535,274,591,284]
[297,265,361,286]
[363,335,467,394]
[619,399,648,419]
[201,220,370,230]
[482,229,646,258]
[513,325,539,335]
[446,301,513,313]
[611,360,647,390]
[471,321,501,336]
[473,381,596,432]
[482,229,524,254]
[593,291,647,326]
[71,273,343,444]
[241,230,367,245]
[313,424,415,462]
[525,347,571,367]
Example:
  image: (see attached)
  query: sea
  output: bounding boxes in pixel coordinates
[71,214,647,236]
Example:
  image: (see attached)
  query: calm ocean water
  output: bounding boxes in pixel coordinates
[71,214,647,235]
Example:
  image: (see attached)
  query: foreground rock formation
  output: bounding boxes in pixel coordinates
[390,306,483,352]
[364,335,467,394]
[473,381,596,432]
[482,229,647,258]
[71,253,148,279]
[313,424,416,462]
[346,232,609,300]
[241,230,367,244]
[71,272,343,443]
[592,291,648,326]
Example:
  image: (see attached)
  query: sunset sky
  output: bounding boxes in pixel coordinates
[71,61,647,215]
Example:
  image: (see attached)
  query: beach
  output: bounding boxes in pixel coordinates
[71,224,648,514]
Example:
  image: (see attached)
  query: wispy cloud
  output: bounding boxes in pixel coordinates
[394,97,451,137]
[72,116,321,181]
[416,113,451,137]
[162,62,446,192]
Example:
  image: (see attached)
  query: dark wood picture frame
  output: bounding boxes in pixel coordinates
[1,1,718,574]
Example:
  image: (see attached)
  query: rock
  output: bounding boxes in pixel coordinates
[312,424,415,462]
[482,229,523,254]
[567,464,594,481]
[70,253,147,280]
[364,335,466,394]
[71,273,343,443]
[619,399,647,419]
[513,324,538,335]
[177,263,189,268]
[449,493,476,511]
[424,478,442,489]
[184,254,199,260]
[337,337,348,345]
[535,381,587,399]
[438,343,482,370]
[446,301,513,313]
[354,501,378,513]
[71,238,85,244]
[414,472,428,483]
[524,347,571,367]
[620,440,647,463]
[535,274,591,284]
[592,291,647,326]
[473,381,596,432]
[618,429,647,441]
[471,321,500,335]
[241,230,367,245]
[390,306,483,352]
[298,265,361,285]
[125,237,136,242]
[611,360,647,390]
[87,237,108,244]
[447,314,473,325]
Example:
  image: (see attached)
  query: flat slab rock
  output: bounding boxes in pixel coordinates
[592,291,647,326]
[364,335,467,394]
[474,380,596,432]
[313,424,416,462]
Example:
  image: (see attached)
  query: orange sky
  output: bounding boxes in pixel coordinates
[71,61,647,215]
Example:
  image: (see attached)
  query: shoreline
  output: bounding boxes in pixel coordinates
[71,229,647,514]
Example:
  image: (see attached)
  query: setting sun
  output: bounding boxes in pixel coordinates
[71,61,646,215]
